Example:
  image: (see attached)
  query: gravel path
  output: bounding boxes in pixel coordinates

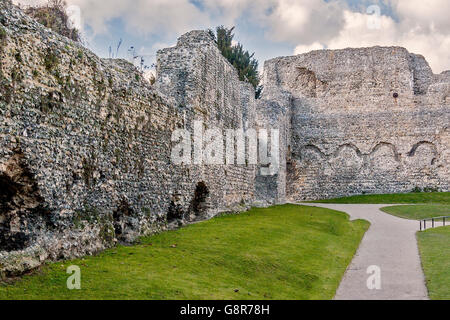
[302,204,429,300]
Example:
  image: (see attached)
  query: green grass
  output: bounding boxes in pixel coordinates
[310,192,450,204]
[417,227,450,300]
[381,205,450,221]
[0,205,369,300]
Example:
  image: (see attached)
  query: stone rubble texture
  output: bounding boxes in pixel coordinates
[0,2,448,276]
[260,48,449,201]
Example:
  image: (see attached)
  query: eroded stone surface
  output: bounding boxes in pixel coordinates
[0,1,448,276]
[0,3,254,275]
[258,47,449,201]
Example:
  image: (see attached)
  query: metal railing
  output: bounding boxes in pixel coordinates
[420,216,449,231]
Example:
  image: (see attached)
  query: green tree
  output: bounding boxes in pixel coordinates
[209,26,261,98]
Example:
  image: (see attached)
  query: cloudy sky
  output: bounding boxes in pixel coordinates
[13,0,450,74]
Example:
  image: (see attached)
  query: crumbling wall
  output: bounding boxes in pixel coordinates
[259,47,449,201]
[156,30,257,217]
[0,1,177,275]
[254,91,290,204]
[0,3,256,275]
[1,0,449,276]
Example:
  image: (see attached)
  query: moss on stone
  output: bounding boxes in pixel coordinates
[11,68,23,83]
[0,26,6,45]
[142,208,151,217]
[77,50,83,60]
[14,51,22,63]
[99,222,115,244]
[43,49,59,71]
[0,80,13,104]
[95,77,107,98]
[73,205,102,228]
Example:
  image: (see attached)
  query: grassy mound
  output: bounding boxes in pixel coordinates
[417,227,450,300]
[0,205,369,300]
[310,192,450,204]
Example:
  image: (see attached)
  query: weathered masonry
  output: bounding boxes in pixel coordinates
[0,3,255,275]
[258,48,449,201]
[0,2,448,275]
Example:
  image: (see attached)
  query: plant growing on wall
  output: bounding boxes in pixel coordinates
[24,0,81,42]
[209,26,262,98]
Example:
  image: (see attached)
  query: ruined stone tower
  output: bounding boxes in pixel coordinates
[258,48,449,201]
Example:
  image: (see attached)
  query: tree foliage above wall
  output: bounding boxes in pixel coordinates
[209,26,261,98]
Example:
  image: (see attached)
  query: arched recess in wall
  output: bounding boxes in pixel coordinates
[332,143,363,158]
[370,142,400,160]
[0,150,48,252]
[291,67,318,98]
[294,144,333,177]
[297,145,327,170]
[406,141,438,167]
[113,199,134,241]
[297,145,327,161]
[438,127,450,167]
[190,182,210,221]
[287,67,328,98]
[167,194,184,223]
[329,143,364,175]
[369,142,401,172]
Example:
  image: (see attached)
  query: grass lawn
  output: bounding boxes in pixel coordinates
[417,227,450,300]
[381,205,450,221]
[310,192,450,204]
[0,205,369,300]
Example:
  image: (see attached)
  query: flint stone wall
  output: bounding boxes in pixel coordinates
[156,30,257,214]
[0,1,449,276]
[0,3,255,276]
[259,47,449,201]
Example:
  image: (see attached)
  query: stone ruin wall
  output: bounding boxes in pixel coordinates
[254,91,290,204]
[156,30,257,216]
[0,1,449,276]
[0,2,256,276]
[260,47,449,201]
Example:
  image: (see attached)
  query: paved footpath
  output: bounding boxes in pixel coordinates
[301,204,429,300]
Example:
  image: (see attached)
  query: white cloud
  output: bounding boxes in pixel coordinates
[323,10,398,49]
[394,0,450,34]
[292,1,450,73]
[294,42,325,55]
[298,4,450,73]
[15,0,210,35]
[262,0,346,44]
[70,0,209,35]
[13,0,450,73]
